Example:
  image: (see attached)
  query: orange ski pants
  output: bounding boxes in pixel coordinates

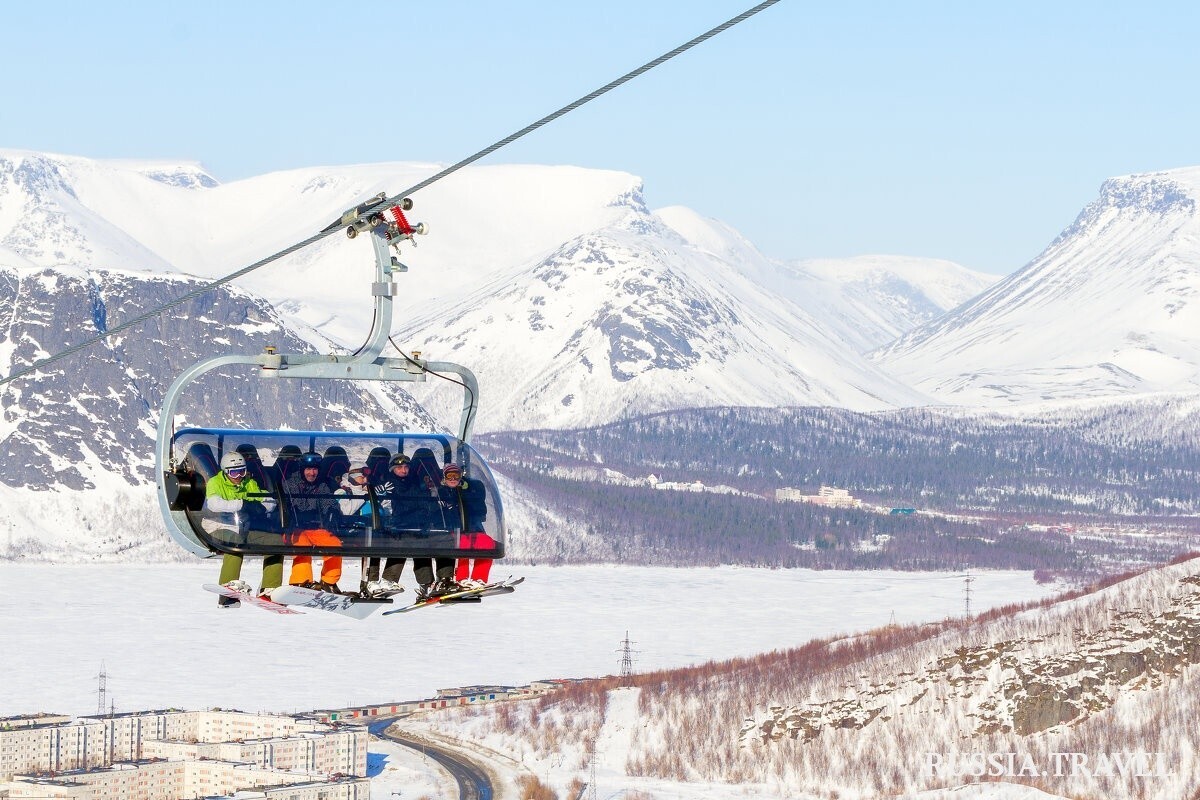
[288,528,343,585]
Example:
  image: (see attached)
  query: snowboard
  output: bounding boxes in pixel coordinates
[203,583,303,615]
[268,585,389,620]
[382,576,524,615]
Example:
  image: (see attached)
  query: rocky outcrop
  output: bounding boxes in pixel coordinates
[1,265,433,491]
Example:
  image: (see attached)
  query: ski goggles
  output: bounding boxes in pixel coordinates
[226,466,247,478]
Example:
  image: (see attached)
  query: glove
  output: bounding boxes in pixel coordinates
[378,480,395,495]
[261,497,277,514]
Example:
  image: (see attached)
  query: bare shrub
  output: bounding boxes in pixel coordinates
[518,774,558,800]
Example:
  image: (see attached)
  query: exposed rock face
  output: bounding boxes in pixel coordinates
[1,265,433,491]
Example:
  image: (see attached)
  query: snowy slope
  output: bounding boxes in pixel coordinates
[873,168,1200,404]
[0,149,651,346]
[407,558,1200,799]
[397,206,934,431]
[0,154,178,272]
[789,254,998,352]
[656,206,999,353]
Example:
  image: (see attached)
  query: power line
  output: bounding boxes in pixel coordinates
[0,0,783,389]
[388,0,784,204]
[1,230,332,388]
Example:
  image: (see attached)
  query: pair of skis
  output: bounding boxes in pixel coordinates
[381,577,523,615]
[203,577,523,619]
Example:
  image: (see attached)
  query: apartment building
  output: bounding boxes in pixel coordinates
[0,714,73,730]
[0,710,368,800]
[5,759,369,800]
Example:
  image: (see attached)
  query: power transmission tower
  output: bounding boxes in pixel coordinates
[97,663,107,715]
[963,573,975,622]
[586,749,599,800]
[617,632,639,685]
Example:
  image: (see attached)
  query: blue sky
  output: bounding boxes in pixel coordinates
[3,1,1199,274]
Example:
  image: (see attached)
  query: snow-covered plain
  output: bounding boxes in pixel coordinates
[0,563,1058,718]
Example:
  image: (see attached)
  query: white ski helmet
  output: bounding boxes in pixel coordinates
[221,452,247,472]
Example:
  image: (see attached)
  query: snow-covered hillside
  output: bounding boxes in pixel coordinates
[656,206,998,353]
[407,557,1200,800]
[786,253,997,352]
[873,168,1200,405]
[0,562,1061,800]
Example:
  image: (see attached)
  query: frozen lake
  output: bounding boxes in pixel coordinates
[1,562,1059,716]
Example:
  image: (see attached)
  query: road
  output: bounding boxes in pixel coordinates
[368,717,494,800]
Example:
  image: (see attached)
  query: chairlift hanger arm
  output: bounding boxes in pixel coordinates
[155,206,476,494]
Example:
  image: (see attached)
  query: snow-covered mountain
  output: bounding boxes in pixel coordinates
[395,207,940,431]
[0,148,986,434]
[0,148,989,555]
[656,206,997,353]
[785,253,998,352]
[873,168,1200,405]
[0,149,646,344]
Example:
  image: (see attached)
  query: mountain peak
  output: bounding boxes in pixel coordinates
[873,167,1200,406]
[0,152,79,200]
[1050,171,1197,252]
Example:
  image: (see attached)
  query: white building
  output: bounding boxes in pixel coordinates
[0,710,368,800]
[775,485,861,508]
[0,714,73,730]
[5,761,369,800]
